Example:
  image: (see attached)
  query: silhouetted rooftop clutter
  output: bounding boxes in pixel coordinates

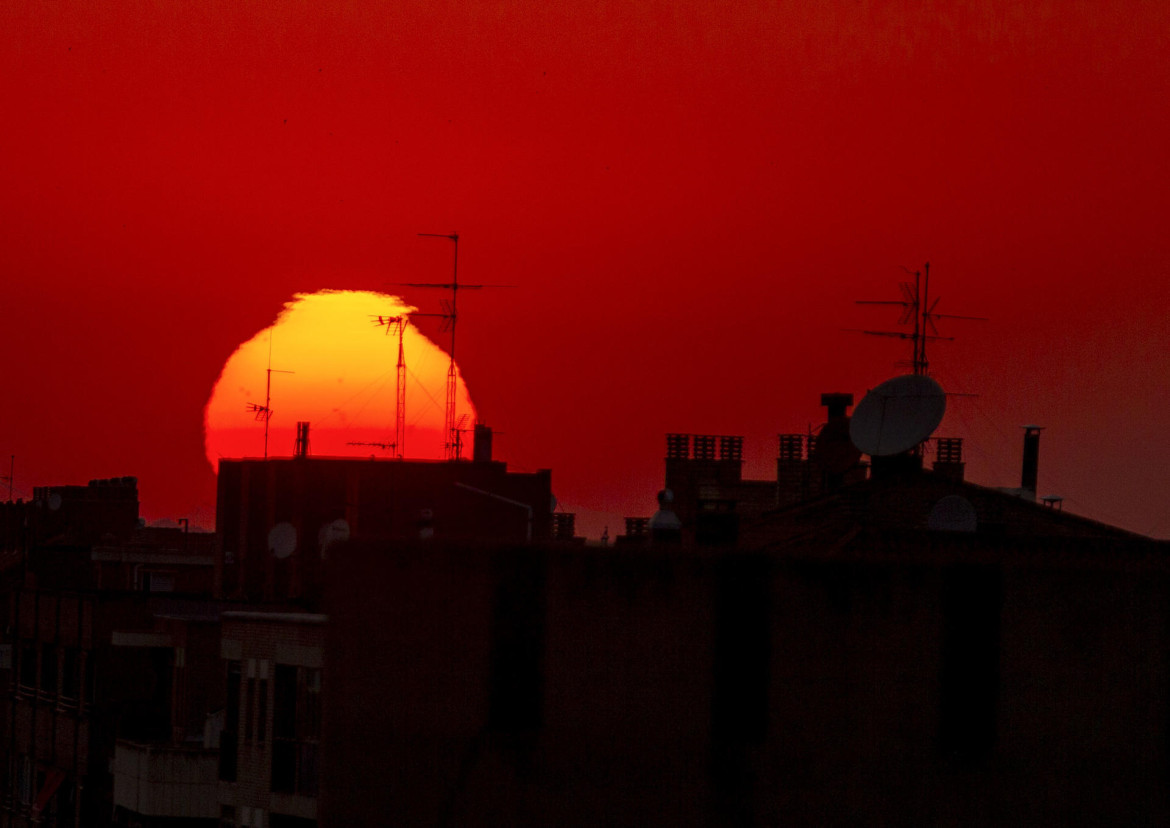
[2,390,1169,825]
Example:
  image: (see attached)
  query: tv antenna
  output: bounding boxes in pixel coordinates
[1,455,12,502]
[349,310,451,458]
[246,333,294,459]
[394,233,511,459]
[853,262,984,376]
[346,439,397,453]
[451,414,473,461]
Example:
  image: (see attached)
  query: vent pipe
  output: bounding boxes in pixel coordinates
[1021,425,1042,495]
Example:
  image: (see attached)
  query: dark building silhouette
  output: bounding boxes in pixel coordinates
[215,456,554,604]
[3,396,1169,826]
[317,408,1170,826]
[320,476,1167,827]
[0,478,221,828]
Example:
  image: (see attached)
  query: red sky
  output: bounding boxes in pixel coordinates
[2,2,1169,537]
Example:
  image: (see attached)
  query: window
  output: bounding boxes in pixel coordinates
[257,677,268,743]
[711,557,771,747]
[488,556,545,736]
[220,804,237,828]
[19,640,36,691]
[271,665,321,795]
[54,773,76,828]
[245,677,256,743]
[939,565,1002,764]
[83,652,94,710]
[60,648,79,704]
[141,571,176,593]
[219,660,241,782]
[40,643,58,698]
[16,755,31,807]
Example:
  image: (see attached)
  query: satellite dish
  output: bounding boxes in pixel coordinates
[928,495,977,532]
[850,374,946,456]
[48,492,62,511]
[268,522,297,559]
[811,418,862,473]
[318,519,350,558]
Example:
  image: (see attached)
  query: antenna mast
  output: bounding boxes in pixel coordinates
[418,233,460,459]
[246,333,294,459]
[1,455,12,502]
[398,234,511,460]
[365,310,453,459]
[853,262,984,375]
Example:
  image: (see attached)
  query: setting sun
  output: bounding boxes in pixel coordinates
[203,290,476,467]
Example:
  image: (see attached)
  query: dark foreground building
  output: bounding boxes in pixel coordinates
[321,457,1169,826]
[215,454,554,604]
[5,414,1170,826]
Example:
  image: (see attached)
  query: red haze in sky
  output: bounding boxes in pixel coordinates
[2,2,1169,537]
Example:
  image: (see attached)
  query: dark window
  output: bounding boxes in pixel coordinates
[61,648,79,702]
[83,653,94,709]
[939,565,1002,764]
[269,815,317,827]
[272,665,320,795]
[16,755,31,807]
[220,804,236,828]
[245,677,255,742]
[219,661,241,782]
[257,678,268,743]
[55,773,76,828]
[487,553,546,736]
[272,664,297,792]
[711,556,771,746]
[19,640,36,690]
[710,553,771,820]
[40,643,58,697]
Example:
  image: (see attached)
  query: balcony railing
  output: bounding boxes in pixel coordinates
[113,740,219,819]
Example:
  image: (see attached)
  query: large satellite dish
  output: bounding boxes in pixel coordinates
[317,519,350,558]
[928,495,977,532]
[850,374,946,456]
[268,522,297,559]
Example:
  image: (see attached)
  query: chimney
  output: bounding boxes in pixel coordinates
[473,423,493,463]
[294,422,311,458]
[820,392,854,421]
[1021,425,1042,495]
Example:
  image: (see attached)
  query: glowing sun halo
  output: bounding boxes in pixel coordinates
[203,290,475,468]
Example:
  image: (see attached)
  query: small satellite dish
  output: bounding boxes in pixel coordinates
[48,493,62,511]
[268,522,297,559]
[317,519,350,558]
[850,374,946,456]
[811,418,862,474]
[928,495,977,532]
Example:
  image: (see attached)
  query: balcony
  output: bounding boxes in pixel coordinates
[113,740,219,819]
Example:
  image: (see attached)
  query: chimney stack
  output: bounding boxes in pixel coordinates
[820,392,854,421]
[473,423,493,463]
[1021,425,1042,496]
[294,422,311,458]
